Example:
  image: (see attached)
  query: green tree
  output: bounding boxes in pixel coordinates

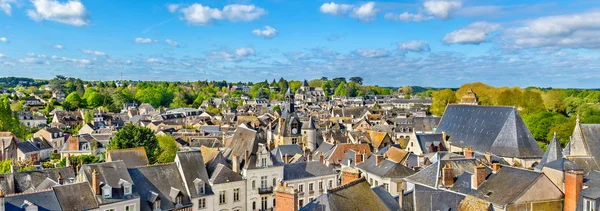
[109,125,160,164]
[157,135,178,163]
[0,160,12,173]
[398,86,413,95]
[543,90,564,113]
[321,81,333,96]
[349,77,363,85]
[520,90,545,115]
[64,92,84,110]
[334,81,346,96]
[431,89,457,116]
[86,91,104,108]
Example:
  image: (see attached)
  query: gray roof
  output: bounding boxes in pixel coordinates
[53,182,99,211]
[469,167,545,206]
[175,151,213,197]
[413,184,465,211]
[0,167,76,195]
[210,163,243,184]
[283,161,336,181]
[312,142,334,161]
[405,159,489,188]
[356,155,415,178]
[301,178,390,211]
[4,189,61,211]
[569,124,600,172]
[225,126,260,157]
[544,158,580,171]
[128,163,192,211]
[415,133,444,153]
[536,133,563,170]
[106,148,149,168]
[79,161,135,205]
[272,144,304,163]
[17,141,40,154]
[372,186,400,211]
[436,105,543,158]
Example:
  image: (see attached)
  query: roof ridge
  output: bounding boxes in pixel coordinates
[135,162,175,168]
[328,177,367,193]
[5,188,54,197]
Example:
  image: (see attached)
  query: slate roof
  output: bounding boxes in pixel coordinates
[356,155,416,178]
[128,163,192,211]
[53,182,99,211]
[436,105,543,158]
[405,159,490,188]
[4,189,61,211]
[209,163,243,184]
[175,151,213,197]
[0,167,76,194]
[225,126,261,157]
[413,184,465,211]
[17,141,40,154]
[372,186,400,211]
[79,161,136,205]
[300,178,390,211]
[415,133,444,152]
[312,142,334,161]
[106,147,149,168]
[272,144,304,163]
[568,123,600,172]
[413,117,441,132]
[469,167,547,206]
[536,133,563,170]
[283,161,336,181]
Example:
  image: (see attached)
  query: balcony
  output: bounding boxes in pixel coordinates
[258,187,273,194]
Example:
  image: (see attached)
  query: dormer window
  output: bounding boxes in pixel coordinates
[193,178,205,195]
[119,179,132,196]
[102,184,112,199]
[153,201,161,211]
[175,195,183,206]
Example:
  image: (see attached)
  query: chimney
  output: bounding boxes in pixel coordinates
[244,150,249,162]
[274,182,298,211]
[442,163,455,188]
[65,153,71,167]
[398,189,404,210]
[319,153,324,164]
[564,170,584,211]
[375,154,384,166]
[232,155,240,173]
[355,153,363,164]
[464,147,474,159]
[492,163,501,173]
[471,165,486,190]
[284,154,289,164]
[442,131,447,142]
[418,154,424,166]
[92,169,101,195]
[341,167,361,185]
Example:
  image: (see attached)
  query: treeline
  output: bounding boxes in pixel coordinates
[431,82,600,149]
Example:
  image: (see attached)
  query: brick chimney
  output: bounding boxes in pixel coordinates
[92,169,101,195]
[355,152,363,164]
[471,165,486,190]
[564,170,584,211]
[442,163,454,188]
[484,152,492,164]
[274,182,298,211]
[244,150,249,162]
[319,153,324,164]
[464,147,474,159]
[341,167,361,185]
[375,154,384,166]
[492,163,501,174]
[232,155,240,173]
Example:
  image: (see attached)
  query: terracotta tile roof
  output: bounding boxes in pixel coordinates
[327,144,371,165]
[385,146,410,163]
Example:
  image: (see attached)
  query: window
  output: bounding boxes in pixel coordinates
[219,191,226,205]
[328,180,333,189]
[309,183,314,192]
[125,205,135,211]
[319,181,323,190]
[105,209,115,211]
[175,195,183,205]
[252,201,256,210]
[124,184,132,195]
[261,176,268,189]
[261,197,268,210]
[153,201,161,211]
[198,198,206,209]
[374,181,378,186]
[252,180,256,189]
[585,198,596,211]
[233,188,240,202]
[102,186,112,199]
[308,197,314,202]
[261,157,268,167]
[383,183,389,191]
[299,199,304,208]
[273,178,277,187]
[194,179,205,195]
[299,184,304,193]
[369,178,373,185]
[292,137,298,144]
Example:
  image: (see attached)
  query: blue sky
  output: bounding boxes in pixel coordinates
[0,0,599,88]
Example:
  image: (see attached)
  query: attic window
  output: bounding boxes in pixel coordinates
[124,183,132,196]
[194,178,205,195]
[102,184,112,199]
[153,200,161,211]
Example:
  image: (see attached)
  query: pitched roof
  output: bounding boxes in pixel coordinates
[384,146,410,163]
[128,163,192,211]
[356,155,415,178]
[106,147,149,168]
[326,144,371,165]
[200,146,220,164]
[225,126,260,157]
[536,133,563,170]
[272,144,304,163]
[568,123,600,172]
[53,182,99,211]
[405,159,490,188]
[371,186,400,211]
[175,151,212,197]
[283,161,336,181]
[367,130,391,149]
[209,163,243,184]
[301,178,389,211]
[436,105,543,158]
[469,167,548,206]
[0,167,76,195]
[4,189,61,211]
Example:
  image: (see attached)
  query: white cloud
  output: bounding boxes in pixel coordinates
[443,21,500,44]
[235,47,255,57]
[385,12,432,22]
[423,0,462,19]
[165,39,178,47]
[0,53,5,58]
[146,58,160,63]
[178,4,265,25]
[134,37,157,44]
[354,48,390,58]
[0,0,17,16]
[53,44,63,49]
[0,37,7,43]
[81,49,108,57]
[398,40,431,52]
[351,2,378,22]
[167,4,180,13]
[320,2,352,16]
[504,11,600,49]
[27,0,90,26]
[252,26,278,38]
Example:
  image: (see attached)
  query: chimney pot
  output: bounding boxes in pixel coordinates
[464,147,474,159]
[355,152,363,164]
[492,163,501,173]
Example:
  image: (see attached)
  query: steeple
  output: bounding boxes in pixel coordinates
[535,132,563,170]
[302,79,309,87]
